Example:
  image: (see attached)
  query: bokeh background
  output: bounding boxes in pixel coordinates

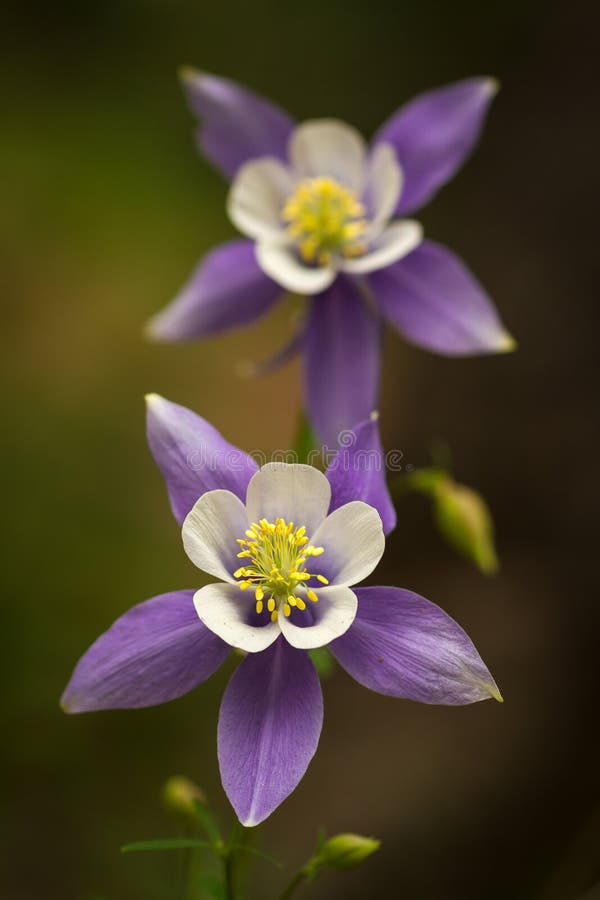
[3,0,599,897]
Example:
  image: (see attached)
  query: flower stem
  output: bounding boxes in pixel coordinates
[277,868,308,900]
[223,849,235,900]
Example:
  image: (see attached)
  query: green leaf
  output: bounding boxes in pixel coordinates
[121,838,212,853]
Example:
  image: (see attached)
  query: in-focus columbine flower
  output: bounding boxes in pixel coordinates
[61,395,501,826]
[147,71,515,445]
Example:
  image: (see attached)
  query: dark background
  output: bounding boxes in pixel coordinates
[2,0,599,897]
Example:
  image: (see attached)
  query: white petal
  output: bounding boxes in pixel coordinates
[256,243,336,295]
[289,119,367,190]
[279,585,358,649]
[363,143,403,236]
[194,583,280,652]
[245,463,331,534]
[182,490,248,582]
[339,220,423,275]
[227,158,293,242]
[310,501,385,586]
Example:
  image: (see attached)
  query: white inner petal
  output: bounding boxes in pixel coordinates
[289,119,367,191]
[279,585,358,649]
[227,158,294,242]
[255,243,336,295]
[339,220,423,275]
[363,143,403,238]
[182,490,249,582]
[245,463,331,536]
[194,583,280,652]
[310,500,385,586]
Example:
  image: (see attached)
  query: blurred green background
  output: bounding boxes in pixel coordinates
[2,0,599,897]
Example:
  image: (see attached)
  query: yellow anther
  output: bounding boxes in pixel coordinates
[282,176,368,264]
[307,589,319,603]
[233,516,328,619]
[316,575,329,585]
[306,545,324,556]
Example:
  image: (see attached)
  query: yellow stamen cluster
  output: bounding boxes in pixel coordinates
[282,176,368,265]
[234,518,329,621]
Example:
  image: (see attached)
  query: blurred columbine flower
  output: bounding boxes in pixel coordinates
[146,71,515,445]
[62,394,501,826]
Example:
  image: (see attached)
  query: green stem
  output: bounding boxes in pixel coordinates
[277,868,308,900]
[223,846,235,900]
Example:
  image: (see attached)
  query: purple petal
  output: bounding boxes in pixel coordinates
[146,240,283,342]
[325,413,396,535]
[146,394,258,523]
[61,591,229,712]
[304,279,381,449]
[218,638,323,825]
[373,78,498,215]
[331,586,501,705]
[181,69,295,180]
[369,240,514,356]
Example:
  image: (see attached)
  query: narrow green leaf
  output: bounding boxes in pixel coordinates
[121,838,212,853]
[231,843,283,868]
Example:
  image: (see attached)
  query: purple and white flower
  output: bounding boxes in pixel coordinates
[62,395,501,826]
[147,72,515,445]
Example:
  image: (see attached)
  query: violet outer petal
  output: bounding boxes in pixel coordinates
[326,413,396,535]
[218,638,323,826]
[61,591,230,712]
[373,78,498,215]
[146,240,283,342]
[331,586,502,704]
[304,279,381,449]
[146,394,258,523]
[369,240,514,356]
[181,69,295,180]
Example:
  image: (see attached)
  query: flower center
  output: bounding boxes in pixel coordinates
[234,518,329,621]
[282,176,368,266]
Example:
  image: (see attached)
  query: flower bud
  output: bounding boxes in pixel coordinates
[162,776,206,818]
[313,833,381,871]
[433,477,498,575]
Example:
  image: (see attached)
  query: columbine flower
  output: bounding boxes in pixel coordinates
[146,71,515,445]
[61,395,501,826]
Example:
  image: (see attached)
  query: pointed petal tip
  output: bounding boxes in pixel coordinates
[369,409,380,422]
[484,77,501,97]
[498,333,517,353]
[143,317,159,341]
[178,65,201,84]
[144,392,165,409]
